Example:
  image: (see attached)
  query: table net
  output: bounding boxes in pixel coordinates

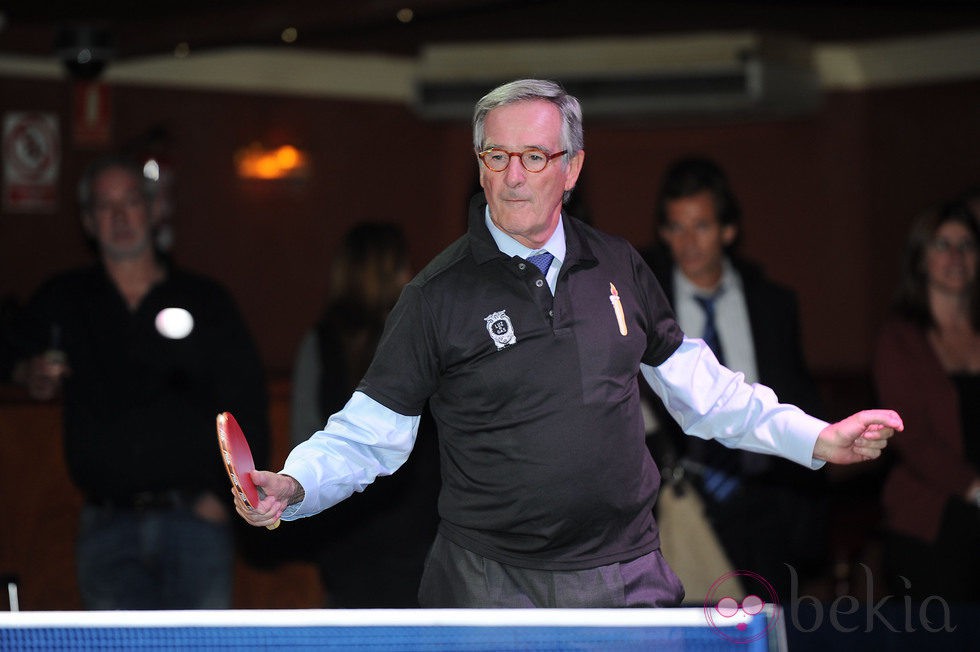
[0,607,786,651]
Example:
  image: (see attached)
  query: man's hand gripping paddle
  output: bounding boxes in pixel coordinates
[216,411,280,530]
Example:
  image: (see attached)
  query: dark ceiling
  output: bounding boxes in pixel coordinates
[1,0,979,64]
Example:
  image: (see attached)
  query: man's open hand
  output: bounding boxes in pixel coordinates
[813,409,903,464]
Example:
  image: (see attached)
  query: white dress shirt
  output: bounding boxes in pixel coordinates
[672,257,758,384]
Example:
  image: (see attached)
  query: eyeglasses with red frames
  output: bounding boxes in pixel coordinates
[478,147,568,173]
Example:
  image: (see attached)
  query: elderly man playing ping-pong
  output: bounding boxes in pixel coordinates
[236,79,901,608]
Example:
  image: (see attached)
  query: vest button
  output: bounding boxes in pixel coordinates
[535,279,544,287]
[518,263,527,271]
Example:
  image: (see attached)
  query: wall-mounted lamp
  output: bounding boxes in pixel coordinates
[234,142,310,180]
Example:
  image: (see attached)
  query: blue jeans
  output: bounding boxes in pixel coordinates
[76,502,233,610]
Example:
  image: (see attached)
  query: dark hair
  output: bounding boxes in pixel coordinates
[327,222,409,312]
[316,223,410,412]
[655,157,742,250]
[893,200,980,329]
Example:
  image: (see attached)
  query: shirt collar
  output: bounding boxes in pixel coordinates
[484,205,566,267]
[674,256,740,300]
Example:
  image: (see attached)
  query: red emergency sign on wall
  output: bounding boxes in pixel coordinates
[72,80,112,148]
[2,111,61,214]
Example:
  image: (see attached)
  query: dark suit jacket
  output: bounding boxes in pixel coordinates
[643,246,825,488]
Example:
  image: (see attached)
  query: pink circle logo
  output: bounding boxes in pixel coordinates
[703,570,780,644]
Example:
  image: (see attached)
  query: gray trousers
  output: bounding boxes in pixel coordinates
[418,533,685,608]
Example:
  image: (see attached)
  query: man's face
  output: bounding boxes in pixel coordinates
[82,167,155,262]
[479,100,583,249]
[659,190,736,289]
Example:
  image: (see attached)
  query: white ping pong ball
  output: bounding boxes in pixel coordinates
[155,307,194,339]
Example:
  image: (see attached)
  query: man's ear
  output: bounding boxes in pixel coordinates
[563,149,585,192]
[721,223,738,247]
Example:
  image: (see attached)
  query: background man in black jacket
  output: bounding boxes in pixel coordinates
[644,156,828,601]
[11,155,269,609]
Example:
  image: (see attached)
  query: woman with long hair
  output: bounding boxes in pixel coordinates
[293,223,412,433]
[289,222,439,608]
[872,201,980,602]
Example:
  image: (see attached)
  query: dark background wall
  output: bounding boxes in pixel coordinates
[2,75,978,377]
[0,70,978,611]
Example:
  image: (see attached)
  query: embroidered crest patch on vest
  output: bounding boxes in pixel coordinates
[484,310,517,350]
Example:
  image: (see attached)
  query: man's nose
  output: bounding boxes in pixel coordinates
[504,156,526,185]
[674,229,696,249]
[110,204,129,222]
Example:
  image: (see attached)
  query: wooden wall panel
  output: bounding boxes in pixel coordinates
[0,398,82,610]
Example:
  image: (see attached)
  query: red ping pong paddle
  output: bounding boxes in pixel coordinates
[216,411,280,530]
